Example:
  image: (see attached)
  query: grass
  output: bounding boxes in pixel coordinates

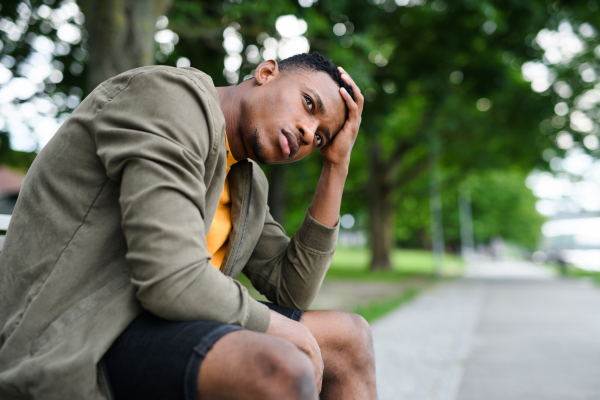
[327,247,464,280]
[236,247,463,322]
[544,263,600,286]
[352,288,420,323]
[564,267,600,285]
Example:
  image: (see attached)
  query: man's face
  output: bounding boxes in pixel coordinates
[239,66,347,164]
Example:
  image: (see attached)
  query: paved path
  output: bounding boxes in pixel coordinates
[311,278,428,312]
[372,259,600,400]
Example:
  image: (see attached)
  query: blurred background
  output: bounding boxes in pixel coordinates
[0,0,598,275]
[1,1,600,398]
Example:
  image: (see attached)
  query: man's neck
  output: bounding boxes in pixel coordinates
[215,82,250,161]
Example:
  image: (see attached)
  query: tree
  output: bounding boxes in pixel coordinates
[78,0,172,93]
[0,0,86,163]
[0,0,175,170]
[2,0,596,271]
[394,169,545,251]
[162,0,558,270]
[447,170,544,250]
[318,1,555,270]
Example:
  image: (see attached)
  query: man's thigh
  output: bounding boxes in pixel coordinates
[103,311,243,400]
[103,305,316,400]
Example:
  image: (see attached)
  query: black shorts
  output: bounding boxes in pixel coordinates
[102,302,304,400]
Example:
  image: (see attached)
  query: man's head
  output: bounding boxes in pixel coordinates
[238,52,355,164]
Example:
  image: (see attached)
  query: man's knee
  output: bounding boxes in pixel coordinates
[251,339,317,400]
[335,312,375,368]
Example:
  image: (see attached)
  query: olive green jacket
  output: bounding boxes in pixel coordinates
[0,66,338,399]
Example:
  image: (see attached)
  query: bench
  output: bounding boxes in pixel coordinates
[0,214,10,252]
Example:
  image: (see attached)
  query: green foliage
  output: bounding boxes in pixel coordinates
[467,170,545,248]
[532,3,600,158]
[249,0,559,250]
[444,170,545,249]
[395,169,545,250]
[0,0,87,92]
[4,0,592,260]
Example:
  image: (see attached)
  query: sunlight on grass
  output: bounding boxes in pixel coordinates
[327,247,464,280]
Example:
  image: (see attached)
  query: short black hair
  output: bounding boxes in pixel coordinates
[278,52,356,102]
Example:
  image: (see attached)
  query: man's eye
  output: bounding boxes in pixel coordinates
[304,96,314,111]
[316,134,323,147]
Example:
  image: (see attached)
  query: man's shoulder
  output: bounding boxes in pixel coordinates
[100,65,220,107]
[92,65,225,162]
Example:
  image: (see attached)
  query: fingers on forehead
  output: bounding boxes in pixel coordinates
[337,68,363,106]
[341,87,354,104]
[340,74,362,97]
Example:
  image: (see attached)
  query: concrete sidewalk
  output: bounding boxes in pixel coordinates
[372,260,600,400]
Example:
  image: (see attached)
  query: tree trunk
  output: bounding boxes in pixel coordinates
[428,133,444,276]
[79,0,172,93]
[458,181,475,259]
[368,144,394,271]
[267,164,287,226]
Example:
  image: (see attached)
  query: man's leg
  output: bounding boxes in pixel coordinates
[197,329,318,400]
[196,310,376,399]
[300,310,378,399]
[104,310,319,400]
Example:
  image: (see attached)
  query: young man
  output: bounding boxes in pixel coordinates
[0,53,375,399]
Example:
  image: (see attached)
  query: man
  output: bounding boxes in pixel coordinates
[0,52,375,399]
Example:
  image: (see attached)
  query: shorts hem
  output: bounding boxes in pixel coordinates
[183,324,242,400]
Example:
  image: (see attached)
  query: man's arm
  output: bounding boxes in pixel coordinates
[265,69,363,390]
[309,69,363,228]
[243,68,363,310]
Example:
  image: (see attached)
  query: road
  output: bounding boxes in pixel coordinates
[372,259,600,400]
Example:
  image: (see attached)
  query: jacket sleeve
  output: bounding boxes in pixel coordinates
[93,67,270,332]
[242,207,339,310]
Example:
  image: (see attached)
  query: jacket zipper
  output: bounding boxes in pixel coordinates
[228,162,253,276]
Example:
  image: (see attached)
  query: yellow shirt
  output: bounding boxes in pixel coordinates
[206,134,237,268]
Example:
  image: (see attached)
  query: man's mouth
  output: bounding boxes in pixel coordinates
[279,130,299,158]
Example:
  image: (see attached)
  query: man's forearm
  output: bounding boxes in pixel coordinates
[309,69,362,227]
[309,160,348,227]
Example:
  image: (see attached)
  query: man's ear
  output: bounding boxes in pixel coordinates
[254,60,279,85]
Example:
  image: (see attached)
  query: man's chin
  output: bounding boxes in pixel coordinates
[249,129,269,165]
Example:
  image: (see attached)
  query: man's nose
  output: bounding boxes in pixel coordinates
[297,121,318,146]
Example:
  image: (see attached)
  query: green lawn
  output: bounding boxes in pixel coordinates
[550,265,600,286]
[237,247,463,322]
[352,288,420,323]
[572,270,600,285]
[326,247,464,281]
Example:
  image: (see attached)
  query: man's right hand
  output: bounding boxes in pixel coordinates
[266,309,324,392]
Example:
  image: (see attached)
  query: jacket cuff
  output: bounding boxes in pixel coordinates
[244,298,271,332]
[294,207,339,253]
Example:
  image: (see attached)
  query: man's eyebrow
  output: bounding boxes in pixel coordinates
[307,88,326,115]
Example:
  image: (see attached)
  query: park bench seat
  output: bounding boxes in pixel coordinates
[0,214,11,252]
